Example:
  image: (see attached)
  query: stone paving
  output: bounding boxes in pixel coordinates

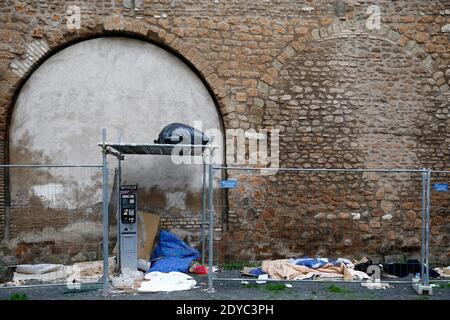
[1,273,449,300]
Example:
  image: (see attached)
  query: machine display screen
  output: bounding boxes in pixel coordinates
[121,194,135,205]
[121,194,136,224]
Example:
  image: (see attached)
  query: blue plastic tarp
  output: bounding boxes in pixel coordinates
[148,230,200,273]
[288,257,339,269]
[249,267,266,276]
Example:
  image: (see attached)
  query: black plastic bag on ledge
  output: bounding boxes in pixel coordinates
[154,123,210,146]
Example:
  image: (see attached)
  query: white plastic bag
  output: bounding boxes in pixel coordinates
[111,268,144,289]
[256,274,269,284]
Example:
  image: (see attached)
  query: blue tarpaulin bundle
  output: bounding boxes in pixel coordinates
[148,230,200,273]
[288,257,340,269]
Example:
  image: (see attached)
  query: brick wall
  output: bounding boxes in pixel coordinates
[0,0,449,264]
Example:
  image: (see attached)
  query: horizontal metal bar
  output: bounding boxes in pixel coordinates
[210,277,423,284]
[430,170,450,174]
[99,143,218,149]
[0,164,103,168]
[0,282,102,290]
[213,166,427,173]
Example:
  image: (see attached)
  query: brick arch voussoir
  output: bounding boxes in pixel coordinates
[4,14,228,136]
[249,39,306,130]
[254,17,445,125]
[308,19,435,75]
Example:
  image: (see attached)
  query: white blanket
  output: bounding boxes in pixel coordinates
[138,272,196,292]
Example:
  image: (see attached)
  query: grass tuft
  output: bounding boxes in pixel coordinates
[440,282,450,289]
[264,283,287,292]
[10,293,28,300]
[241,282,289,292]
[328,284,352,294]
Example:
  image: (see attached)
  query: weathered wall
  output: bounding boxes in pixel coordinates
[221,32,450,263]
[0,0,449,265]
[6,36,223,263]
[10,36,221,210]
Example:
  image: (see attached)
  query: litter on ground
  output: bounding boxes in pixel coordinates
[111,268,144,289]
[5,227,448,296]
[361,279,393,290]
[9,257,116,286]
[256,274,269,284]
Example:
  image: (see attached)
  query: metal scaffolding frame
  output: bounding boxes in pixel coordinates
[99,128,217,296]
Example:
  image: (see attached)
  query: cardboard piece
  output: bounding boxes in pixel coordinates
[138,211,160,261]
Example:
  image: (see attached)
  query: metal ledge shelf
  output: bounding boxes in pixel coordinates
[98,143,215,156]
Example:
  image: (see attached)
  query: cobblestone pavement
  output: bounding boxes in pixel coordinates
[1,273,449,300]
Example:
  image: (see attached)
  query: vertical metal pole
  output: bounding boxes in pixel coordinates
[420,169,426,282]
[425,168,431,286]
[201,153,207,265]
[102,129,109,297]
[4,166,11,241]
[4,206,10,241]
[116,157,122,270]
[116,130,123,270]
[207,147,215,293]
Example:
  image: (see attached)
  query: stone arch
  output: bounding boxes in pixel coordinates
[309,19,435,73]
[252,17,448,170]
[265,36,445,169]
[5,14,227,136]
[0,15,229,246]
[255,17,448,108]
[224,20,449,262]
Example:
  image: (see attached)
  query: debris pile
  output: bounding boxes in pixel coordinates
[7,257,116,286]
[5,227,448,295]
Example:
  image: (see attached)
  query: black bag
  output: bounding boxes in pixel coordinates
[154,123,210,145]
[355,259,440,278]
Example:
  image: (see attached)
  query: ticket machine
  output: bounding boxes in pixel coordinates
[119,184,138,271]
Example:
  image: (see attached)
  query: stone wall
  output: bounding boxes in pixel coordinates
[0,0,449,265]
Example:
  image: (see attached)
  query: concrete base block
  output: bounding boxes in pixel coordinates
[412,283,433,295]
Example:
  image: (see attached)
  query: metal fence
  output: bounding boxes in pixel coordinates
[428,170,450,266]
[205,166,449,292]
[0,163,448,295]
[0,164,115,289]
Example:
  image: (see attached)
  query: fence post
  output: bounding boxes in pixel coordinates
[201,153,207,265]
[425,168,431,286]
[207,147,215,293]
[102,128,109,297]
[420,169,426,282]
[116,157,122,269]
